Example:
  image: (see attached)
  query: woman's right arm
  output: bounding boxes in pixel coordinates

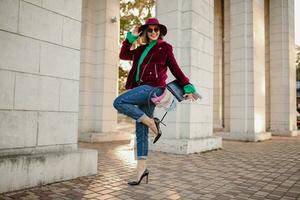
[119,32,138,60]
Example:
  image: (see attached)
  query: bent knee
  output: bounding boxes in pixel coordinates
[113,97,121,110]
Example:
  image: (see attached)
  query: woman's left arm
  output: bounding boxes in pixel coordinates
[165,44,190,86]
[166,44,197,100]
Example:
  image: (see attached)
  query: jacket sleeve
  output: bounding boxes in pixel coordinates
[166,44,190,87]
[119,40,135,60]
[119,32,138,60]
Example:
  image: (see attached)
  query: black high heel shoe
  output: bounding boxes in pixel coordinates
[128,169,149,186]
[153,117,166,144]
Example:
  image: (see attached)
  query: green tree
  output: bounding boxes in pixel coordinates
[118,0,155,94]
[120,0,155,43]
[297,45,300,81]
[118,65,129,93]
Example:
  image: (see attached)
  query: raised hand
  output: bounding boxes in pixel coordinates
[131,26,142,36]
[183,93,196,102]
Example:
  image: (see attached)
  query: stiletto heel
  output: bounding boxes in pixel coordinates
[128,169,149,186]
[153,117,164,144]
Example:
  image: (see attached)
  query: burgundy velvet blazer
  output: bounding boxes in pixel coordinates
[119,38,190,90]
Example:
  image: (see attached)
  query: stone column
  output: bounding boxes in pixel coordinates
[0,0,97,193]
[223,0,231,132]
[214,0,231,132]
[79,0,130,142]
[269,0,298,136]
[219,0,271,141]
[151,0,222,154]
[213,0,224,130]
[265,0,270,131]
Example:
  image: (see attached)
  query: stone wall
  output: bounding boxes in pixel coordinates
[0,0,97,193]
[0,0,82,153]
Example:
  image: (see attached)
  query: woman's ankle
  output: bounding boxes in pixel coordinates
[137,160,147,177]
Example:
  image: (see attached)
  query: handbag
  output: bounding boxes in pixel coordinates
[167,80,202,102]
[166,80,185,102]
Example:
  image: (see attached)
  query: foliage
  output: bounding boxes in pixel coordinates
[118,0,156,94]
[120,0,155,43]
[118,65,129,93]
[297,45,300,81]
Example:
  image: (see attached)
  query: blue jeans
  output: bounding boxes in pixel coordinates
[113,85,164,160]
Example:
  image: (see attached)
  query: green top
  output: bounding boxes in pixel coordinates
[126,31,196,94]
[135,39,157,82]
[126,32,157,82]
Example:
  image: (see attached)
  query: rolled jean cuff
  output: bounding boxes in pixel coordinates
[137,113,147,123]
[137,156,147,160]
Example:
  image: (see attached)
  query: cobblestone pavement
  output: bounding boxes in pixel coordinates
[1,136,299,200]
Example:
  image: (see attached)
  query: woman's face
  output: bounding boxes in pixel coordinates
[146,25,160,41]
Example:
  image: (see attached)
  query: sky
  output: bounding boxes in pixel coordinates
[296,0,300,45]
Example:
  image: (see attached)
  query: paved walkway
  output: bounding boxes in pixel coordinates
[0,136,300,200]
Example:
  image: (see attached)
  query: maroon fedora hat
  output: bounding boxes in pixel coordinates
[138,18,167,36]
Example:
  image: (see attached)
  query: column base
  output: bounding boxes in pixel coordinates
[213,127,226,132]
[214,131,271,142]
[149,136,222,154]
[271,130,299,137]
[79,122,135,142]
[0,148,98,193]
[79,131,134,142]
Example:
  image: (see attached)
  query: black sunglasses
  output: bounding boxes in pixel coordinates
[147,27,160,33]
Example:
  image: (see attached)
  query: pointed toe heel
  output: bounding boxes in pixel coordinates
[128,169,149,186]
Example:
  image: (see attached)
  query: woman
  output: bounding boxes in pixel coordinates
[113,18,197,185]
